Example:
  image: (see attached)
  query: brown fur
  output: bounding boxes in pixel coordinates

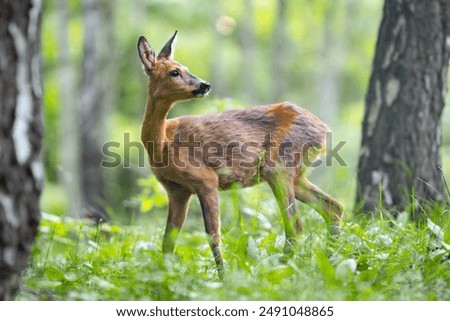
[138,33,343,279]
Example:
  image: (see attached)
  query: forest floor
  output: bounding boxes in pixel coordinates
[19,198,450,301]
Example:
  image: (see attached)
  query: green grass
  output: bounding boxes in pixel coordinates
[19,197,450,301]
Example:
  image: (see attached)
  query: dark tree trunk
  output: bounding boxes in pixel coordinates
[356,0,450,214]
[0,0,43,299]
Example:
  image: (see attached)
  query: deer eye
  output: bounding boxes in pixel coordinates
[169,70,180,77]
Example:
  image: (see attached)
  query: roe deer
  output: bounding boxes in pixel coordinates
[137,31,343,279]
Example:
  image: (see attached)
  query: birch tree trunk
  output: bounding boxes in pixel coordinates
[356,0,450,214]
[0,0,43,300]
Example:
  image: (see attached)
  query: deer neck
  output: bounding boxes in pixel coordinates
[141,87,173,164]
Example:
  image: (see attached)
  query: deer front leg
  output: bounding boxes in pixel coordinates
[198,189,224,279]
[162,187,192,254]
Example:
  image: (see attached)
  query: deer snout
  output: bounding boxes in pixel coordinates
[192,81,210,97]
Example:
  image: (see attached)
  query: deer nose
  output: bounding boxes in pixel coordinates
[199,82,210,93]
[192,81,211,97]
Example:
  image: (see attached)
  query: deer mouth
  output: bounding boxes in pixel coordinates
[192,82,211,97]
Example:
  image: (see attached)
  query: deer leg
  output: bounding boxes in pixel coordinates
[198,189,224,280]
[162,187,192,254]
[295,176,343,234]
[268,175,300,253]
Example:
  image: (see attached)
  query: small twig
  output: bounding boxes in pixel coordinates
[437,166,450,201]
[416,177,443,197]
[416,176,450,207]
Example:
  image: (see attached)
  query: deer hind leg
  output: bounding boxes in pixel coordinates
[162,186,192,254]
[295,176,343,234]
[268,173,301,253]
[198,189,224,280]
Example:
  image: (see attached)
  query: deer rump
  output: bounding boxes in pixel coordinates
[156,102,330,192]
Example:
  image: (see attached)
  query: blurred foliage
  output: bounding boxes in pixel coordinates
[39,0,450,219]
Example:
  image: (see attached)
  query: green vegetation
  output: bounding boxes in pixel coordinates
[20,187,450,300]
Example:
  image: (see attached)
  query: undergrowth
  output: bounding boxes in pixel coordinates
[19,200,450,301]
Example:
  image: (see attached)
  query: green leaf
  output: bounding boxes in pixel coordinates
[44,266,65,281]
[140,199,153,212]
[315,251,335,285]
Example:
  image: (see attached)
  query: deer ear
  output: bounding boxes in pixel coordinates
[157,31,177,60]
[138,36,155,75]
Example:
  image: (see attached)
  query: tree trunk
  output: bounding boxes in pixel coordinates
[315,0,352,129]
[356,0,450,214]
[211,2,229,99]
[79,0,107,217]
[271,0,288,103]
[97,0,117,144]
[0,0,43,300]
[56,0,83,217]
[240,0,256,103]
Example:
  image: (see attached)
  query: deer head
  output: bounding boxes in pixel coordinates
[138,31,210,103]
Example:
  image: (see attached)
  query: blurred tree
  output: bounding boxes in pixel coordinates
[271,0,287,103]
[240,0,256,103]
[79,0,115,221]
[356,0,450,214]
[0,0,43,299]
[315,0,352,128]
[98,0,117,142]
[211,2,229,98]
[56,0,82,217]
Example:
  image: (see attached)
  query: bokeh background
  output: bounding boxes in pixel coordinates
[40,0,450,226]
